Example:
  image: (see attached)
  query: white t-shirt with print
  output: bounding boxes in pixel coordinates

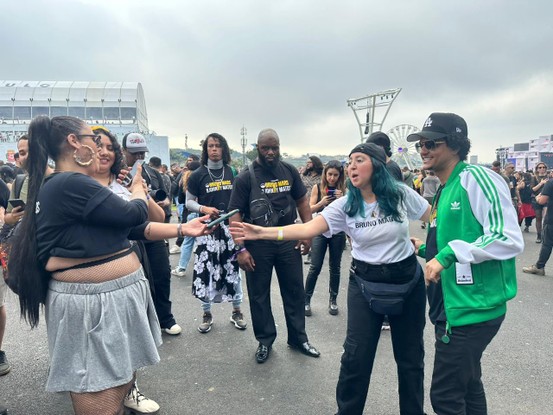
[320,185,428,264]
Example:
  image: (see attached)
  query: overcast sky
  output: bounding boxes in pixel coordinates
[2,0,552,162]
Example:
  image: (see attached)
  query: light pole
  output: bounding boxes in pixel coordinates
[240,126,248,167]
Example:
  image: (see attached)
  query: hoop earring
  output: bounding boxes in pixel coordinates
[73,145,95,167]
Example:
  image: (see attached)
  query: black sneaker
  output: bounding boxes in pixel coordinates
[198,312,213,333]
[0,402,7,415]
[230,310,247,330]
[0,350,10,376]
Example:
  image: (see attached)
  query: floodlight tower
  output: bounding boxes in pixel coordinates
[347,88,402,143]
[240,125,248,167]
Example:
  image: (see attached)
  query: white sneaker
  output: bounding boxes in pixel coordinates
[124,383,160,414]
[171,267,186,277]
[169,245,181,254]
[163,324,182,335]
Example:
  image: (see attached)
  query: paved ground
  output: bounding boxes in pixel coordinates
[0,222,552,414]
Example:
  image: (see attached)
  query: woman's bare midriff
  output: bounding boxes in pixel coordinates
[49,249,142,283]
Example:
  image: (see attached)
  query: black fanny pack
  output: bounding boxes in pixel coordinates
[351,255,421,316]
[351,253,417,284]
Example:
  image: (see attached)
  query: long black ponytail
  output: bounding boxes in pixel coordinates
[10,115,84,327]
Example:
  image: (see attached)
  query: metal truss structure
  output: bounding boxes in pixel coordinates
[347,88,402,143]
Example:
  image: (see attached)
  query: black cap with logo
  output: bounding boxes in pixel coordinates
[406,112,468,142]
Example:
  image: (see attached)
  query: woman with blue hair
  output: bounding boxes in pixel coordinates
[231,143,431,415]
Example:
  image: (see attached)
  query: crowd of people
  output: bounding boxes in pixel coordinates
[0,112,527,414]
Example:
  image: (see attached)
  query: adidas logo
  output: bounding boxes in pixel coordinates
[450,201,460,210]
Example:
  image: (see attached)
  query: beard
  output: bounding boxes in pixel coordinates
[259,152,280,168]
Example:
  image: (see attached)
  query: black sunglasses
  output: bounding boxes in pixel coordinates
[415,140,446,152]
[77,134,102,146]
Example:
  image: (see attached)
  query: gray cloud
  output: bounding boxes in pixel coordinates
[1,0,551,160]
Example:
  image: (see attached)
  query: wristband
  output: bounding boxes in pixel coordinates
[277,227,284,241]
[231,247,247,261]
[177,223,184,238]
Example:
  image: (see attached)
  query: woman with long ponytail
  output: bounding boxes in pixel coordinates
[10,115,209,414]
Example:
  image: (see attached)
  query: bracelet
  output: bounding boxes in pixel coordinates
[277,227,284,241]
[177,223,184,238]
[231,247,247,261]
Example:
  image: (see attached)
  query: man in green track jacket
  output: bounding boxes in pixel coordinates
[408,113,524,415]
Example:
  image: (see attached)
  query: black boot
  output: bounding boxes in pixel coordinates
[328,295,338,316]
[305,296,312,317]
[537,232,542,244]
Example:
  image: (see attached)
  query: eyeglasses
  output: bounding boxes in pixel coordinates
[415,140,446,152]
[77,134,102,146]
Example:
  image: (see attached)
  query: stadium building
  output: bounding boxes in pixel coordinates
[0,80,169,164]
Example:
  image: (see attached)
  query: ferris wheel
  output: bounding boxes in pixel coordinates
[387,124,422,170]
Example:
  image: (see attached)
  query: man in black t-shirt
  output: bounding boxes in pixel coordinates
[228,128,320,363]
[523,178,553,275]
[122,133,181,335]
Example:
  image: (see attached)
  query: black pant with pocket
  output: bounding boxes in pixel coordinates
[430,316,504,415]
[336,267,426,415]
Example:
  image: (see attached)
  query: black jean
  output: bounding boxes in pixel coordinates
[144,240,176,329]
[305,232,346,300]
[430,316,503,415]
[537,223,553,268]
[336,267,426,415]
[245,239,308,347]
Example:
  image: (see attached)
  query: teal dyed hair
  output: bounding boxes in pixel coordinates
[344,156,405,221]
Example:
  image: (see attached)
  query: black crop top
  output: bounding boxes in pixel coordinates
[36,172,148,265]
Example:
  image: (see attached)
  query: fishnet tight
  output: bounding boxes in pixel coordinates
[70,375,135,415]
[52,253,141,283]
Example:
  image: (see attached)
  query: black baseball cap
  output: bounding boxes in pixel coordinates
[406,112,468,142]
[366,131,392,156]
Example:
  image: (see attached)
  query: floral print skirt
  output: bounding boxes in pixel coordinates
[192,221,240,303]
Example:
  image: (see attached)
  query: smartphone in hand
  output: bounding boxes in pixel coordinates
[8,199,26,211]
[206,209,240,229]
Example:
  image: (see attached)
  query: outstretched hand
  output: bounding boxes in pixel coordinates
[185,214,213,237]
[230,222,263,243]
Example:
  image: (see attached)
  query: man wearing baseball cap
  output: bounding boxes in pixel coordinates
[408,113,523,414]
[122,133,182,336]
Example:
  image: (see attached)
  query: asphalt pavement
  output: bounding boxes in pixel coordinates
[0,222,551,414]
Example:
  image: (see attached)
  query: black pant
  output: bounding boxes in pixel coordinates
[245,240,308,347]
[144,240,176,328]
[305,232,346,299]
[537,222,553,268]
[336,268,426,415]
[430,316,504,415]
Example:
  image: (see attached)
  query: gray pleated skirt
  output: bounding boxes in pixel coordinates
[44,267,162,393]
